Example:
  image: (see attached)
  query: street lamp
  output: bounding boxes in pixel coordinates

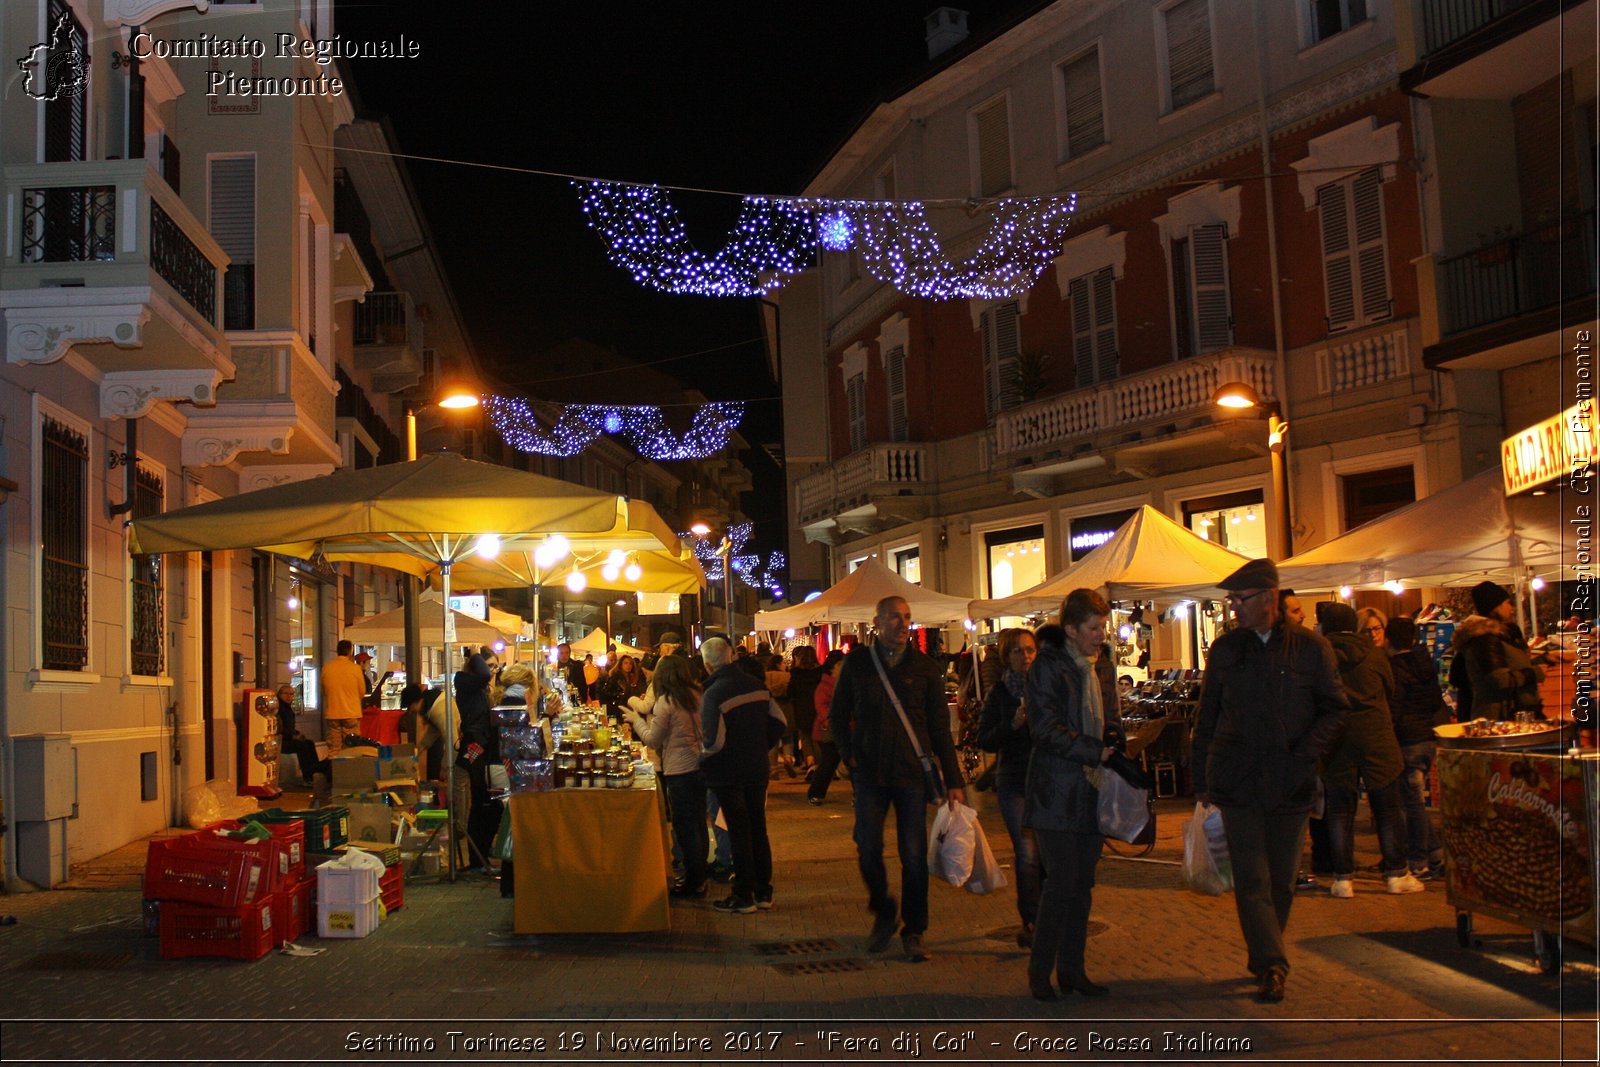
[405,380,481,462]
[1214,382,1293,559]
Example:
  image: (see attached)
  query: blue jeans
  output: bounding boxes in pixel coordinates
[853,780,931,935]
[1398,742,1442,871]
[1325,776,1409,877]
[995,777,1043,926]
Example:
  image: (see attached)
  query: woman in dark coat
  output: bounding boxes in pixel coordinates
[1023,589,1121,1001]
[977,627,1042,946]
[786,646,824,772]
[454,652,497,872]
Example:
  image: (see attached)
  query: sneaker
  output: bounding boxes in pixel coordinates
[709,865,734,883]
[1294,873,1320,892]
[807,796,824,806]
[712,895,757,915]
[867,898,899,954]
[755,888,774,911]
[1409,866,1435,882]
[1329,878,1354,898]
[1386,872,1426,895]
[669,880,707,898]
[902,932,932,963]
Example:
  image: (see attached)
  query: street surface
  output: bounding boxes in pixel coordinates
[0,778,1594,1066]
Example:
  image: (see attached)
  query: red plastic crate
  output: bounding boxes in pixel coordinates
[205,820,305,883]
[270,875,313,946]
[143,836,274,908]
[159,899,275,960]
[379,862,403,914]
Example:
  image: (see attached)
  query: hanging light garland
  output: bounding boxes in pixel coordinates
[482,394,745,460]
[681,523,785,597]
[573,181,1078,301]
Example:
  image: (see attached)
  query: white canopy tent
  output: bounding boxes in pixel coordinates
[967,505,1253,618]
[344,600,505,647]
[569,627,611,656]
[420,590,526,639]
[753,557,971,629]
[1275,469,1573,592]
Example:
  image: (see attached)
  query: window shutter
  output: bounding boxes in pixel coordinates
[1092,268,1119,381]
[885,346,909,442]
[1319,180,1355,329]
[1352,168,1389,322]
[208,157,256,264]
[982,301,1022,413]
[1062,49,1105,157]
[847,373,867,453]
[1189,224,1232,351]
[1165,0,1214,110]
[975,99,1012,196]
[1070,276,1095,386]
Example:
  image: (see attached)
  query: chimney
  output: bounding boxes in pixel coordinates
[924,7,969,60]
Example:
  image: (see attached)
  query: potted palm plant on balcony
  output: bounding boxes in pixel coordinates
[1012,348,1054,404]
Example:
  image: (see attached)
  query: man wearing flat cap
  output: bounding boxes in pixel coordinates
[1192,558,1349,1004]
[1450,581,1545,721]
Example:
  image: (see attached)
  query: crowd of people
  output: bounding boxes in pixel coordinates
[260,565,1543,1003]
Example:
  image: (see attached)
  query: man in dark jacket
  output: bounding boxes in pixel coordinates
[699,637,787,914]
[1386,617,1448,878]
[1317,604,1421,898]
[831,596,965,963]
[1193,559,1348,1004]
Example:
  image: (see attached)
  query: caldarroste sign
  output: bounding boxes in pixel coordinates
[1501,403,1596,496]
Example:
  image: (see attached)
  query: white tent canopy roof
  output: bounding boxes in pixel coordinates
[753,558,971,629]
[1276,468,1572,591]
[344,601,504,647]
[968,505,1252,617]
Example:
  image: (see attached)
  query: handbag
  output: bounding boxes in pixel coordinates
[1096,766,1152,842]
[869,643,947,804]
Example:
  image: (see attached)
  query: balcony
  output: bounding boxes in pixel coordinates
[0,160,230,416]
[353,290,424,392]
[796,442,934,543]
[1422,211,1598,367]
[1400,0,1593,99]
[994,348,1278,458]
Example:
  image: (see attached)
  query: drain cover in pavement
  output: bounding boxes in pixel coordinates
[23,951,132,971]
[753,939,842,956]
[772,957,869,975]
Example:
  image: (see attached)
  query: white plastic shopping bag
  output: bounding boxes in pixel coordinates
[928,801,978,888]
[1181,802,1233,895]
[964,816,1009,895]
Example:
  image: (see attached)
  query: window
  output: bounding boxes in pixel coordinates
[980,301,1022,415]
[209,155,256,330]
[1318,168,1389,331]
[1310,0,1367,44]
[41,416,89,671]
[1171,224,1231,358]
[892,546,921,584]
[1060,48,1105,159]
[1342,465,1414,529]
[1162,0,1214,112]
[973,97,1013,197]
[130,465,165,677]
[1069,267,1118,385]
[846,373,867,453]
[885,345,909,442]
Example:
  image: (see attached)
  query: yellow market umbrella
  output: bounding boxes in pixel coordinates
[128,452,682,879]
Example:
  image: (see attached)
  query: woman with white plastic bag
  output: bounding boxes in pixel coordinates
[1021,589,1122,1002]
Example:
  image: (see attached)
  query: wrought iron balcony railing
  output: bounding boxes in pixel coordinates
[1437,210,1597,336]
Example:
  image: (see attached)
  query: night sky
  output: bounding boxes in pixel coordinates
[334,0,1045,559]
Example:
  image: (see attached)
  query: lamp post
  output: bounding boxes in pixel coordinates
[1214,383,1293,560]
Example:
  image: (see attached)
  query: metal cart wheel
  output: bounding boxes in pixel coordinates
[1532,929,1562,974]
[1455,911,1473,947]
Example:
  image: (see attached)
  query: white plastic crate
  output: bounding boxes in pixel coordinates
[316,859,382,904]
[317,894,380,938]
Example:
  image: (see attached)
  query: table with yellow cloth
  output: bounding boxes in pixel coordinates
[509,786,672,933]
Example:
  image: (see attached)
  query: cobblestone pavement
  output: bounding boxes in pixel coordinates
[0,780,1595,1066]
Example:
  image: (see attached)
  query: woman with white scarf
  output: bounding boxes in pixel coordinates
[1022,588,1122,1002]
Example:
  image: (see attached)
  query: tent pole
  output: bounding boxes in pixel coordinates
[442,555,457,883]
[531,574,542,716]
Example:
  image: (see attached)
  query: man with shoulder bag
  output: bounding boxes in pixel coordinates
[830,596,966,963]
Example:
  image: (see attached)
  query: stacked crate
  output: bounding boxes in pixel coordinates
[143,834,280,960]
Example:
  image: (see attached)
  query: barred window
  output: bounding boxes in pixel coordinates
[41,417,89,671]
[130,465,165,677]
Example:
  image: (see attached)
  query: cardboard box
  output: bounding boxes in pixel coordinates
[330,756,377,790]
[375,747,419,783]
[344,800,393,845]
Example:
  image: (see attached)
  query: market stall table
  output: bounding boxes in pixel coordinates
[509,786,672,934]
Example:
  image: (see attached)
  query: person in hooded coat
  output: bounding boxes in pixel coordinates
[1451,580,1545,721]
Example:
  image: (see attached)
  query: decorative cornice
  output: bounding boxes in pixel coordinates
[103,0,209,27]
[181,421,295,467]
[100,369,223,418]
[239,464,334,492]
[2,302,149,365]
